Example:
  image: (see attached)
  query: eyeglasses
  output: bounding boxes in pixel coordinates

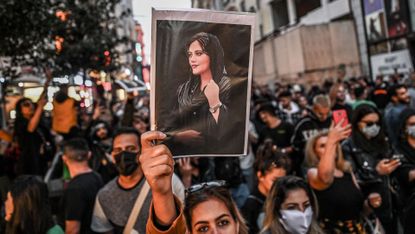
[185,180,227,197]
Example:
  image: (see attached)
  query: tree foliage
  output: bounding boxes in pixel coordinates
[0,0,130,77]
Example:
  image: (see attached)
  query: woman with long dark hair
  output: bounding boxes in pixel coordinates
[14,95,54,176]
[4,175,63,234]
[260,176,324,234]
[166,32,234,155]
[342,104,399,233]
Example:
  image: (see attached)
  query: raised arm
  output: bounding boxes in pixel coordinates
[140,131,186,233]
[27,69,52,132]
[308,121,351,190]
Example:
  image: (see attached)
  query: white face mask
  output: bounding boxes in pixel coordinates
[407,125,415,138]
[279,207,313,234]
[362,124,380,139]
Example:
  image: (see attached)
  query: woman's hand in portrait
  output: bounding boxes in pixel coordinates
[203,79,221,108]
[376,159,401,175]
[174,130,203,145]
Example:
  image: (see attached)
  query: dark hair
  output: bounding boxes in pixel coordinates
[351,104,387,153]
[185,32,225,84]
[388,84,407,101]
[178,32,231,114]
[184,186,248,234]
[14,97,33,120]
[6,175,54,234]
[398,108,415,143]
[63,138,90,161]
[278,91,292,99]
[254,139,291,175]
[112,127,141,147]
[257,103,277,117]
[262,176,323,234]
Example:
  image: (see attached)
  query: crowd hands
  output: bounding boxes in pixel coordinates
[2,72,415,234]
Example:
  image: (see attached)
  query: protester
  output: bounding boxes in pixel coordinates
[61,138,104,234]
[184,181,249,234]
[86,120,117,183]
[257,104,294,156]
[241,140,290,234]
[368,75,389,110]
[14,96,55,176]
[239,121,257,192]
[52,85,79,140]
[260,176,324,234]
[291,94,332,176]
[91,127,184,233]
[276,91,302,125]
[306,124,381,233]
[385,84,410,146]
[342,104,399,233]
[3,175,64,234]
[329,83,353,121]
[393,108,415,233]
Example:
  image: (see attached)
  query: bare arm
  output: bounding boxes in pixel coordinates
[308,121,351,190]
[27,68,52,133]
[140,131,177,226]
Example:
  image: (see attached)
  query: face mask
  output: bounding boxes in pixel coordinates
[114,151,138,176]
[362,124,380,139]
[279,207,313,234]
[407,125,415,138]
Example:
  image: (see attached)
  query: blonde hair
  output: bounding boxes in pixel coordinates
[305,131,351,172]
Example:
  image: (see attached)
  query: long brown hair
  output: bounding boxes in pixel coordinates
[261,176,324,234]
[184,185,248,234]
[6,175,54,234]
[305,131,351,172]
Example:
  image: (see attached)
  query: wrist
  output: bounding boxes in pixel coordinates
[209,102,222,113]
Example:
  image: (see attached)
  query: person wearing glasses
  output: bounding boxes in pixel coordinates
[260,176,324,234]
[13,73,54,176]
[90,128,184,234]
[342,104,399,233]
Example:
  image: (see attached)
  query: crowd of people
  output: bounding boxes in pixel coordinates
[1,71,415,234]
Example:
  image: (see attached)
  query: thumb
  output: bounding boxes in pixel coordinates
[141,131,167,150]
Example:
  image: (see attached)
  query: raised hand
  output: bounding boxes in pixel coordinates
[327,119,351,144]
[139,131,174,195]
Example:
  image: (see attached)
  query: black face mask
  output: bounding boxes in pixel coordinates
[114,151,139,176]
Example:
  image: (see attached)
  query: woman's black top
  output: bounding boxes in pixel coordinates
[314,172,364,222]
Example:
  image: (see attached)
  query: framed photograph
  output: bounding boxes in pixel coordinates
[150,9,255,157]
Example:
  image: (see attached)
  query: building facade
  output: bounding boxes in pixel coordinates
[193,0,369,85]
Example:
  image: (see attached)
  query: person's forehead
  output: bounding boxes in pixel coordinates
[283,189,309,204]
[113,133,139,148]
[191,198,231,223]
[397,87,407,94]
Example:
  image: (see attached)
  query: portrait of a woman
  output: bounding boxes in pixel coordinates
[165,32,237,156]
